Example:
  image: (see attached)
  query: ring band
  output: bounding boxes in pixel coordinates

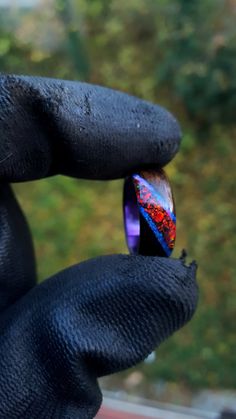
[123,169,176,257]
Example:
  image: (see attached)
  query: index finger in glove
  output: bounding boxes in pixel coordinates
[0,75,181,182]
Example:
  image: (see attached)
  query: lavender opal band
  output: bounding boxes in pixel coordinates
[123,169,176,257]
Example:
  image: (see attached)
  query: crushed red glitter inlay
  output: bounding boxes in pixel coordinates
[133,177,176,251]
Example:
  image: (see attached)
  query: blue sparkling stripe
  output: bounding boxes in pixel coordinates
[133,174,176,223]
[139,205,172,257]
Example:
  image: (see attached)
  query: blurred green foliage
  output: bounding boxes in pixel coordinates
[1,0,235,389]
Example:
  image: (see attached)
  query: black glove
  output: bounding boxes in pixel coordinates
[0,75,198,419]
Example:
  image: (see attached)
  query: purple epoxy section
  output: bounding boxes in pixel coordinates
[123,177,140,253]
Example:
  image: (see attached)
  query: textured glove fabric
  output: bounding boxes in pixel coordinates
[0,75,181,181]
[0,75,198,419]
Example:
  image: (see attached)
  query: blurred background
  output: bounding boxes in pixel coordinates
[0,0,235,416]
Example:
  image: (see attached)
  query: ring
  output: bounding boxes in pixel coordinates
[123,169,176,257]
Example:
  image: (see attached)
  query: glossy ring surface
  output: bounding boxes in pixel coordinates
[123,169,176,257]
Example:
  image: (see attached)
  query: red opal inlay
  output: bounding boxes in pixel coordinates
[133,170,176,254]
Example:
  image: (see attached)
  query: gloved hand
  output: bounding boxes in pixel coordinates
[0,75,198,419]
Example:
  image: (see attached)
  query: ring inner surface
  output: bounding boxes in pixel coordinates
[123,177,140,254]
